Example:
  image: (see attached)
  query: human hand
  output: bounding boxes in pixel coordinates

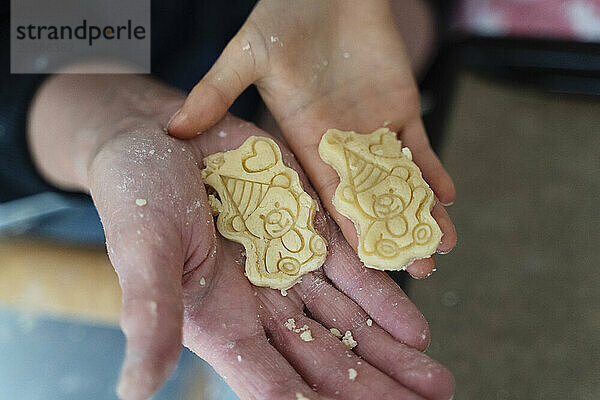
[167,0,457,278]
[90,113,454,399]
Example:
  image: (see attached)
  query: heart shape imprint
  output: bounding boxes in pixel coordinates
[242,138,279,173]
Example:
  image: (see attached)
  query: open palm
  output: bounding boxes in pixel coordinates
[90,113,453,400]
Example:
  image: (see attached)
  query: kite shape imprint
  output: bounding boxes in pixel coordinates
[202,136,327,289]
[319,128,442,270]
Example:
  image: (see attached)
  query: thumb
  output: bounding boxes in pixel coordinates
[105,221,185,400]
[167,28,266,138]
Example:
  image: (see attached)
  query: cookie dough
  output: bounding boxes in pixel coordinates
[202,136,327,289]
[318,128,441,270]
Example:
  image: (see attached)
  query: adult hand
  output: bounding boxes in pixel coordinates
[168,0,457,278]
[29,72,453,400]
[91,115,454,400]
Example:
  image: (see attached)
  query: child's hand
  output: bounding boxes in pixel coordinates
[168,0,456,278]
[91,114,454,400]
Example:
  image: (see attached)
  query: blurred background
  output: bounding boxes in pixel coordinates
[1,0,599,399]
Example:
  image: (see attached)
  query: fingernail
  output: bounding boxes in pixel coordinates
[437,247,453,255]
[167,108,184,131]
[441,200,454,207]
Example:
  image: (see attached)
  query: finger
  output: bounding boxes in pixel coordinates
[433,202,457,254]
[182,241,330,400]
[295,273,455,400]
[406,256,436,279]
[104,221,185,400]
[407,201,457,278]
[168,26,267,138]
[399,119,456,206]
[323,221,431,350]
[257,288,426,400]
[185,326,328,400]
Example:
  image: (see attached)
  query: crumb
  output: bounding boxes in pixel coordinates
[200,277,206,286]
[300,330,313,342]
[343,51,350,59]
[148,301,157,315]
[348,368,357,381]
[366,319,373,327]
[280,289,287,296]
[341,330,358,349]
[270,35,279,43]
[135,198,147,207]
[296,393,310,400]
[284,318,296,331]
[237,355,242,362]
[383,120,392,127]
[167,148,172,153]
[330,328,342,338]
[218,130,228,138]
[207,194,222,216]
[242,43,250,51]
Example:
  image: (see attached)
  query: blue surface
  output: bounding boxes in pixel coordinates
[0,308,239,400]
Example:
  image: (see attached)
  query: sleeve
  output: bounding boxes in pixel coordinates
[0,4,55,203]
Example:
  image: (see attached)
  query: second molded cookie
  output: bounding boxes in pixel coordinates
[319,128,442,270]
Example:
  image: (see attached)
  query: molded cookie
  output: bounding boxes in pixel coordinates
[318,128,441,270]
[202,136,327,289]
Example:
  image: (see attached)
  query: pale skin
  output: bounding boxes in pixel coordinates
[28,73,454,399]
[168,0,457,278]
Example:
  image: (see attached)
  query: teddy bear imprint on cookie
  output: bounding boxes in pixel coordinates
[202,137,327,289]
[318,128,442,270]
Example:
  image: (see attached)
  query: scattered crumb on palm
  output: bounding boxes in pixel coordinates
[286,318,314,341]
[342,330,358,349]
[300,330,313,342]
[348,368,357,381]
[330,327,342,338]
[285,318,296,331]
